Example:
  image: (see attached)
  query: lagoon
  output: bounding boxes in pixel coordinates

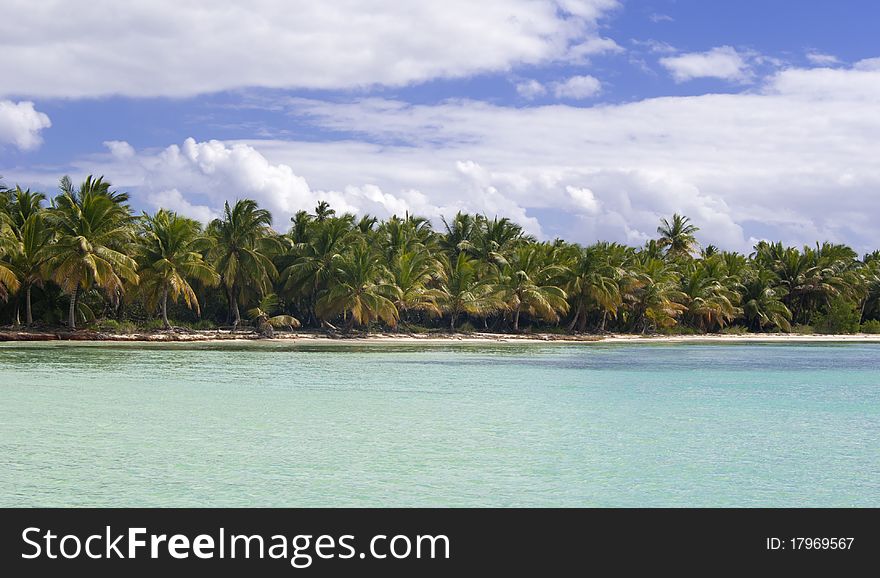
[1,341,878,507]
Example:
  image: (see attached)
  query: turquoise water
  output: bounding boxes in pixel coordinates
[0,341,878,507]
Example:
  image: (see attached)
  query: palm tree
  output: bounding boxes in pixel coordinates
[657,213,700,258]
[281,215,353,325]
[566,242,627,332]
[495,244,568,331]
[626,257,686,332]
[740,269,792,332]
[4,187,50,325]
[137,209,220,329]
[44,175,139,329]
[13,213,53,325]
[315,241,399,330]
[208,199,281,328]
[435,252,499,331]
[247,293,301,337]
[0,223,20,304]
[678,262,739,331]
[440,212,480,256]
[390,249,443,325]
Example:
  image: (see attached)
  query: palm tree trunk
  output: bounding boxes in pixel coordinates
[68,287,78,330]
[600,310,607,332]
[567,304,582,332]
[25,284,33,326]
[450,312,457,331]
[161,286,170,329]
[232,293,241,329]
[13,299,21,327]
[513,307,521,332]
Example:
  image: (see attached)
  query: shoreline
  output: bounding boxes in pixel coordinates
[2,328,880,345]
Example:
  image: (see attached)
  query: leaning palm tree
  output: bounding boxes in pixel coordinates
[315,241,399,330]
[43,175,139,329]
[136,209,220,329]
[208,199,281,328]
[657,213,700,259]
[247,293,301,337]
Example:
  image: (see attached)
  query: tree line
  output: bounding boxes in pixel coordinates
[1,175,879,335]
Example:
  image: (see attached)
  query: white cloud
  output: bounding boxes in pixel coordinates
[24,61,880,253]
[631,39,677,54]
[566,186,601,215]
[0,100,51,150]
[649,13,674,23]
[660,46,752,83]
[104,140,136,159]
[552,75,602,99]
[145,188,218,223]
[0,0,620,98]
[806,52,841,66]
[516,80,547,99]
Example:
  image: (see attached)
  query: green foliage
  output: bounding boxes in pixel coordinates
[860,320,880,334]
[813,297,860,334]
[1,178,879,338]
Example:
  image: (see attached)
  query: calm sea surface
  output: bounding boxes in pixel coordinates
[1,341,877,507]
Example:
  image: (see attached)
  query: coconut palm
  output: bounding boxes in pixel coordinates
[657,213,700,258]
[566,242,627,332]
[208,199,281,328]
[0,223,20,303]
[13,213,53,325]
[314,241,399,330]
[43,175,139,329]
[389,249,443,324]
[281,215,354,324]
[739,269,792,331]
[495,244,568,331]
[435,252,499,331]
[678,262,739,331]
[626,257,687,332]
[247,293,301,336]
[136,210,220,329]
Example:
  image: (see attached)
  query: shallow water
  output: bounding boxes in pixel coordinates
[1,341,878,506]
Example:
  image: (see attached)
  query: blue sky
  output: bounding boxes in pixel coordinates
[2,1,879,252]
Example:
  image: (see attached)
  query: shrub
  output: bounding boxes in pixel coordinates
[791,324,814,335]
[813,297,860,334]
[142,318,167,331]
[720,325,749,335]
[94,319,119,332]
[861,320,880,334]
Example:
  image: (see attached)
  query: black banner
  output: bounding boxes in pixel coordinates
[1,509,876,574]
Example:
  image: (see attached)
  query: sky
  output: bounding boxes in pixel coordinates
[1,0,879,253]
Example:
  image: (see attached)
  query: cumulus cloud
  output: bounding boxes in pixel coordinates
[660,46,752,83]
[0,100,51,150]
[0,0,620,98]
[552,75,602,99]
[104,140,136,159]
[516,80,548,99]
[32,61,880,253]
